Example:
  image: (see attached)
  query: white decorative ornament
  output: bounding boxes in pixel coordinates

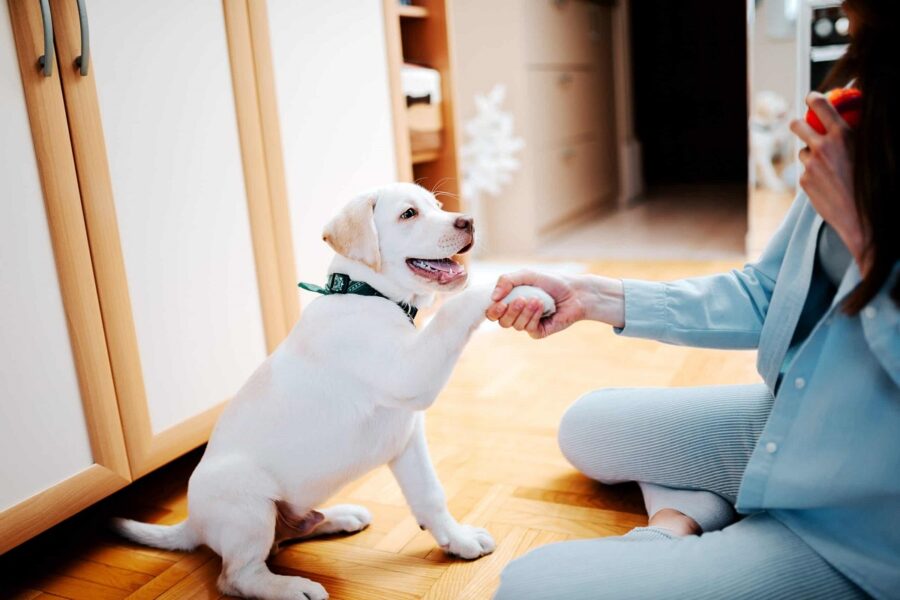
[460,85,524,256]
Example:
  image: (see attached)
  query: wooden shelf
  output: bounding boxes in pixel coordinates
[411,148,441,164]
[382,0,462,212]
[397,4,429,19]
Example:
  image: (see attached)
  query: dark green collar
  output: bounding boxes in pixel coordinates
[298,273,418,324]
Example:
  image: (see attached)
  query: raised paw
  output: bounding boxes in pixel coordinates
[438,524,495,559]
[504,285,556,317]
[317,504,372,535]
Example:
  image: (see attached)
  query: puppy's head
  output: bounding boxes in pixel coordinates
[322,183,473,294]
[753,91,788,125]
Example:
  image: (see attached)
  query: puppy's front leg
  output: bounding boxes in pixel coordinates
[389,414,495,559]
[390,286,492,408]
[380,284,550,409]
[423,285,494,346]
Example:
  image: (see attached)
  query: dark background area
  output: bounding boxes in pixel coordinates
[630,1,748,186]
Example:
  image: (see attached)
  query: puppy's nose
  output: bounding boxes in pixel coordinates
[454,215,474,233]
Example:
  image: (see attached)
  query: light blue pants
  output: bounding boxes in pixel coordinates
[494,385,867,599]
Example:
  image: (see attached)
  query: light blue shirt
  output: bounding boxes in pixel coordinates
[617,193,900,599]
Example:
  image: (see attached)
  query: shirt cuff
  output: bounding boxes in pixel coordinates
[613,279,668,340]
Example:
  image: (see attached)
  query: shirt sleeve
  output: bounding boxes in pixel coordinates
[615,194,807,349]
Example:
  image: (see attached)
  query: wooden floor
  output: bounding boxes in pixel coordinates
[1,261,763,600]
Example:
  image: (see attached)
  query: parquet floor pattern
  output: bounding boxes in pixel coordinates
[1,261,761,600]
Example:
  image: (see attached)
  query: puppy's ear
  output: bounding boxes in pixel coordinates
[322,194,381,271]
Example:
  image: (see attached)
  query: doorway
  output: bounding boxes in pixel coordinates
[541,0,749,261]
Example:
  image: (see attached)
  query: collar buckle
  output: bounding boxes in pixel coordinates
[327,272,350,293]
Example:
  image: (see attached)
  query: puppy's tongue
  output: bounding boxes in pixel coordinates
[407,258,465,283]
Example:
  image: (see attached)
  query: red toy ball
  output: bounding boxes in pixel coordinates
[805,88,863,134]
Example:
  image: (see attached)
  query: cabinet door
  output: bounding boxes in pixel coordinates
[1,0,129,553]
[49,0,284,476]
[266,0,398,294]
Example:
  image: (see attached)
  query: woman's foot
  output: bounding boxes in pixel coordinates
[638,483,735,534]
[648,508,702,536]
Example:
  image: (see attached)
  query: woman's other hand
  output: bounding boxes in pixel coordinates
[790,92,868,270]
[486,271,625,339]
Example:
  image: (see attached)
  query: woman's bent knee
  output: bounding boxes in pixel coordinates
[496,538,635,599]
[495,542,576,599]
[557,388,639,483]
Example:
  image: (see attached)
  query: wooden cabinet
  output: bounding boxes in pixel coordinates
[48,0,289,479]
[1,0,295,551]
[450,0,619,253]
[267,0,399,292]
[522,0,607,66]
[1,0,130,553]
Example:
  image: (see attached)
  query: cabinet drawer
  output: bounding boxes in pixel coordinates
[523,0,606,66]
[527,69,606,145]
[534,139,614,231]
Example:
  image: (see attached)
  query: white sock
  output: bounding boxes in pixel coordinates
[623,526,677,542]
[638,482,736,533]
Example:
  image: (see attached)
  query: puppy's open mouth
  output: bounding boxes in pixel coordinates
[406,256,467,284]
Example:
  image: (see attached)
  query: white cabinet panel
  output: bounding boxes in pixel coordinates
[0,5,93,510]
[267,0,397,297]
[89,1,267,433]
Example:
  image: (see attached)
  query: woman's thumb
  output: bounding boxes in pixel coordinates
[492,270,532,301]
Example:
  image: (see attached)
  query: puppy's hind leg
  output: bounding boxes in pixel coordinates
[206,496,328,600]
[308,504,372,536]
[274,502,371,551]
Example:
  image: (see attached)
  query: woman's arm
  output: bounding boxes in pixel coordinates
[488,193,808,347]
[487,272,625,338]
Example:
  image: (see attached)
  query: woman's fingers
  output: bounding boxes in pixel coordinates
[512,300,541,331]
[492,270,536,301]
[790,118,821,148]
[524,302,545,337]
[806,91,844,132]
[498,299,526,328]
[488,297,549,336]
[798,147,811,166]
[486,301,508,322]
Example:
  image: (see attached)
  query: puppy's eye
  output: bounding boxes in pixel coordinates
[400,208,417,220]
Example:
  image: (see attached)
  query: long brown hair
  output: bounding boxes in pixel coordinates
[821,0,899,312]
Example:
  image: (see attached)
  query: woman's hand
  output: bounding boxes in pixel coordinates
[790,92,868,270]
[486,270,625,339]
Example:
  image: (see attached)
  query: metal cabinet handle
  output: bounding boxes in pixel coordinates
[38,0,53,77]
[75,0,89,75]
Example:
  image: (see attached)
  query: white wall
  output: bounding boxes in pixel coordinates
[267,1,398,304]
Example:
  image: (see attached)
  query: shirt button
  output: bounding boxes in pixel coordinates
[794,377,806,390]
[765,442,778,454]
[863,306,877,319]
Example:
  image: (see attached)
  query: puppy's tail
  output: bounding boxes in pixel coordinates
[111,517,198,551]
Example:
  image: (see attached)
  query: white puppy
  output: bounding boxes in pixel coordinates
[113,183,551,600]
[750,90,792,193]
